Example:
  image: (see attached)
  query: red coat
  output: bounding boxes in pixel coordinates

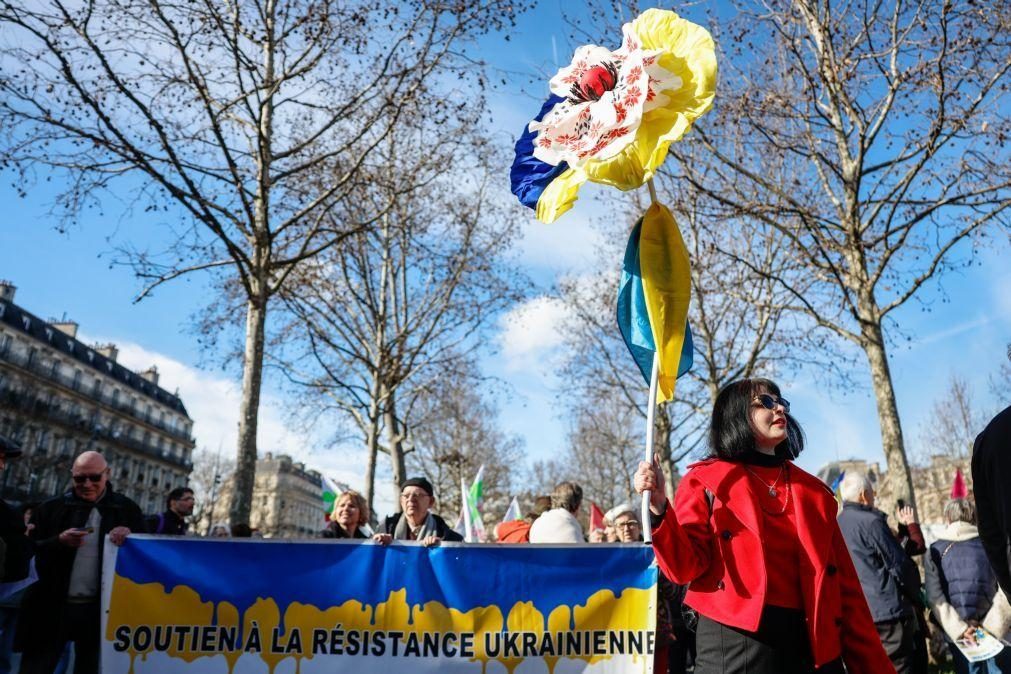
[652,459,895,674]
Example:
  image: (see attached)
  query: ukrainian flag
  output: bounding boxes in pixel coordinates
[617,205,693,402]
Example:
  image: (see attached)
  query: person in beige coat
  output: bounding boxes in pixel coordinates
[924,499,1011,674]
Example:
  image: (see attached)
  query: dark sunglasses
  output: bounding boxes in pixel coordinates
[755,393,790,413]
[72,473,105,484]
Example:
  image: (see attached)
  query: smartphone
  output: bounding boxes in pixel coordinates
[73,526,94,534]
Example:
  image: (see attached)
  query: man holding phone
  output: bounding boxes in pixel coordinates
[14,450,144,673]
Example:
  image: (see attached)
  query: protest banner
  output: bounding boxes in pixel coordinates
[101,536,657,673]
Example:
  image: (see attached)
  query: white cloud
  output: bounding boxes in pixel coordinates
[909,315,993,348]
[498,296,572,372]
[107,340,297,457]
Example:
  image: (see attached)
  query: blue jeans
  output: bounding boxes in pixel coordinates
[948,641,1011,674]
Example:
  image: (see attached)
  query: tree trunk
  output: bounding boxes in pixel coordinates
[229,295,267,526]
[861,320,917,511]
[362,368,383,520]
[228,0,275,528]
[384,387,408,508]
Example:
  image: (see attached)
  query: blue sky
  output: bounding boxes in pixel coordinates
[2,1,1009,519]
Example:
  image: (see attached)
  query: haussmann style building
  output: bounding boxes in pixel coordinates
[215,452,325,538]
[0,280,195,512]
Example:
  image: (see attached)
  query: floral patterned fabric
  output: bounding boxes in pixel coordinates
[510,8,717,223]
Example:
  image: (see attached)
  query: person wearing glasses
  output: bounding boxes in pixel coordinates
[608,504,643,543]
[634,378,893,674]
[373,477,462,547]
[15,450,144,674]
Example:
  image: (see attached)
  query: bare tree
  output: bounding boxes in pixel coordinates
[916,374,988,465]
[274,123,527,513]
[554,174,817,497]
[564,392,643,511]
[187,448,235,535]
[0,0,526,524]
[989,343,1011,404]
[661,1,1011,507]
[405,366,525,529]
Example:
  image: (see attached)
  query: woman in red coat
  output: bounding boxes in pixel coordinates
[634,378,894,674]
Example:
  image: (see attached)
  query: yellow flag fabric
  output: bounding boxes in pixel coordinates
[639,203,691,403]
[535,168,586,224]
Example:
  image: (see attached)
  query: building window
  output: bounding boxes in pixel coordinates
[72,370,81,391]
[93,379,102,398]
[27,347,37,367]
[0,334,10,356]
[111,389,120,407]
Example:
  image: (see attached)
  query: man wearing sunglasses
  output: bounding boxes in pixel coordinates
[15,450,144,674]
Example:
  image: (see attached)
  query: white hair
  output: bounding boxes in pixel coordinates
[605,503,637,524]
[839,471,873,503]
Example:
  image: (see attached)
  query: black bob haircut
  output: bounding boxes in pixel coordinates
[166,486,194,509]
[708,378,805,461]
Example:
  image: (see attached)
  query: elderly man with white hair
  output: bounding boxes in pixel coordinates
[605,503,642,543]
[837,471,924,674]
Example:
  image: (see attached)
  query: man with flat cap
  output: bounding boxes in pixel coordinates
[373,477,463,547]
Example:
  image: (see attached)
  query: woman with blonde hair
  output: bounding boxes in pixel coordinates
[320,490,369,539]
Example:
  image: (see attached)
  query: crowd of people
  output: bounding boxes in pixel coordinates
[1,377,1010,674]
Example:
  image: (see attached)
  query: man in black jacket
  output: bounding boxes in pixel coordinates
[973,403,1011,600]
[373,477,463,547]
[837,471,925,674]
[15,450,144,674]
[146,486,194,535]
[0,434,31,586]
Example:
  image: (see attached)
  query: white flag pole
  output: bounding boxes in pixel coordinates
[642,177,662,545]
[460,477,473,543]
[642,355,660,544]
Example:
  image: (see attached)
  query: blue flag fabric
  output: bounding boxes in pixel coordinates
[617,217,693,386]
[509,94,568,210]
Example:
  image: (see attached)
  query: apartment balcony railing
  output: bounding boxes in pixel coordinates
[0,381,193,471]
[0,346,194,445]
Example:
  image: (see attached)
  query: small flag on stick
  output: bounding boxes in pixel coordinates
[321,475,348,521]
[502,497,521,524]
[951,468,968,500]
[468,466,486,542]
[589,502,606,533]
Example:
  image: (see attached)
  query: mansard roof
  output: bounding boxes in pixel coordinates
[0,298,190,418]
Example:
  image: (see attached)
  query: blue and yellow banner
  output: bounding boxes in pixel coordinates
[101,537,658,673]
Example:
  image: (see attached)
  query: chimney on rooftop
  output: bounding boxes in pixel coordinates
[95,343,118,362]
[0,281,15,303]
[140,366,159,386]
[51,320,79,339]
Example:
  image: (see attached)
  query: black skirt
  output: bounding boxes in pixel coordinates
[694,605,844,674]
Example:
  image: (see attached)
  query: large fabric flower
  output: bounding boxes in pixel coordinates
[511,9,717,223]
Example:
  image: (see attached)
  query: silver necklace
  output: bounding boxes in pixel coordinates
[743,464,785,497]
